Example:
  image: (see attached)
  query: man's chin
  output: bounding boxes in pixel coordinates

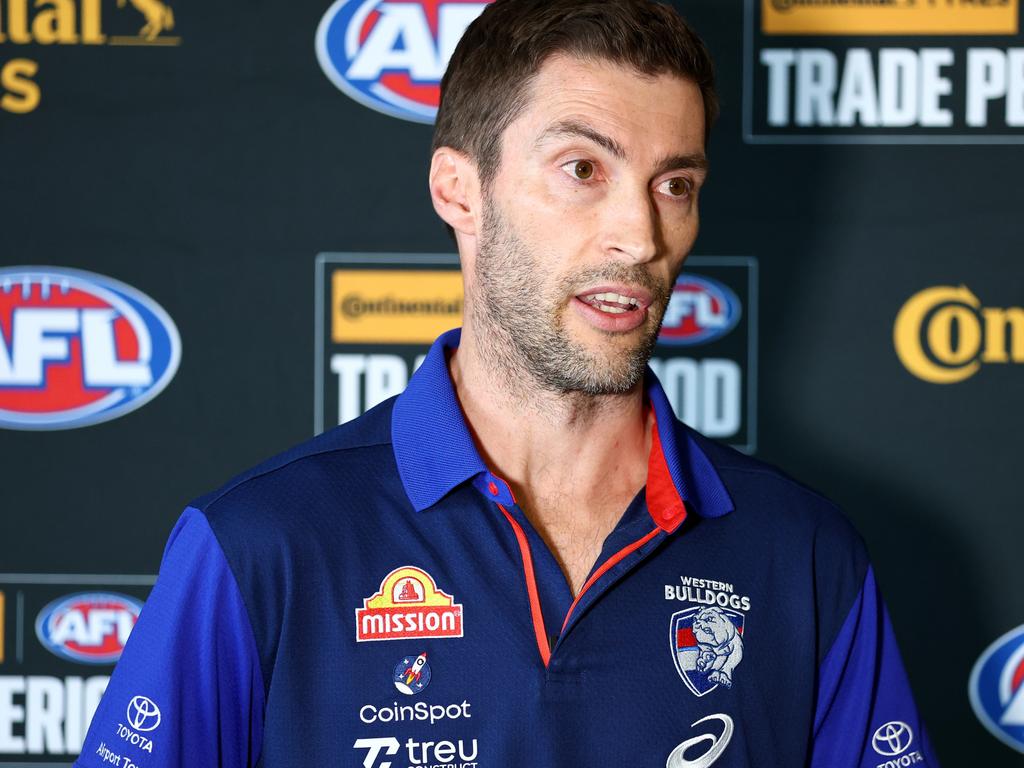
[545,348,650,396]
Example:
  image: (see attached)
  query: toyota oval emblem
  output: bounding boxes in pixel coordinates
[871,721,913,756]
[126,695,162,732]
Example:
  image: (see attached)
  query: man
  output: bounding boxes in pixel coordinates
[73,1,938,767]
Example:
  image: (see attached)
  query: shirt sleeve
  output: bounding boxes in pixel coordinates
[72,506,265,768]
[810,566,938,767]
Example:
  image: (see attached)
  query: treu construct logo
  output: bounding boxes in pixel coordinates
[315,0,491,123]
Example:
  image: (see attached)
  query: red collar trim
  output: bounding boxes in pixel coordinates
[646,406,688,533]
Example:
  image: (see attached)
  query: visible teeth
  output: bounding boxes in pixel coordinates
[585,292,641,307]
[598,305,627,314]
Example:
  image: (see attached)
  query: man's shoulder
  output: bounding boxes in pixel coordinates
[686,426,864,547]
[189,396,401,524]
[691,430,834,507]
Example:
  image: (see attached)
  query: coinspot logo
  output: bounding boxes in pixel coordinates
[315,0,491,124]
[970,623,1024,754]
[0,267,181,430]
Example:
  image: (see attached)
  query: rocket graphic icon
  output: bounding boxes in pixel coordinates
[393,652,431,695]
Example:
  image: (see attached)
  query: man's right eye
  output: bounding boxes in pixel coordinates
[561,159,596,181]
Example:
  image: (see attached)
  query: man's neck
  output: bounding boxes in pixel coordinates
[449,325,652,592]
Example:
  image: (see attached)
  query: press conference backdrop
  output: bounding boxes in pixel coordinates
[1,0,1022,764]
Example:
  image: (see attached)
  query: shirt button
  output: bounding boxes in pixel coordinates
[487,481,499,496]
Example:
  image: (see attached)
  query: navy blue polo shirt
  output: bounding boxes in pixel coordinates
[74,328,938,768]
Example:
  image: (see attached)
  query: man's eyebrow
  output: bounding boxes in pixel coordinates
[534,119,708,177]
[534,120,627,160]
[652,152,709,178]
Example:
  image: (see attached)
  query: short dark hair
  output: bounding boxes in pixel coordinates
[433,0,718,199]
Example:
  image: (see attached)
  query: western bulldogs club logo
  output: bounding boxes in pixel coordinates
[0,267,181,430]
[671,606,745,697]
[969,623,1024,754]
[658,275,742,346]
[315,0,491,124]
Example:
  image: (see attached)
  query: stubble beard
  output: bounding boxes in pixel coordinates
[471,190,671,398]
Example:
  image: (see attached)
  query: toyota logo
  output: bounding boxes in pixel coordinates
[126,695,162,732]
[871,721,913,756]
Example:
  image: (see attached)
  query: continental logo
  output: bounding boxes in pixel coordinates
[331,270,463,344]
[0,0,181,115]
[355,566,464,642]
[762,0,1019,36]
[894,285,1024,384]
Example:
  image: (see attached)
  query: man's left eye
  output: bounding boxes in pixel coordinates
[659,177,692,198]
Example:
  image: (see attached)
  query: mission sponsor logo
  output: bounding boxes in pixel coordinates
[35,593,142,665]
[969,623,1024,754]
[0,267,181,430]
[894,285,1023,384]
[0,575,152,763]
[315,0,490,124]
[745,0,1024,142]
[356,566,464,642]
[315,254,759,451]
[0,0,180,115]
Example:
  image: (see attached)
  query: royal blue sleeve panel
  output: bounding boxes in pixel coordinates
[810,567,937,768]
[72,507,265,768]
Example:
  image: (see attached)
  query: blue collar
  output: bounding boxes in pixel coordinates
[391,328,733,528]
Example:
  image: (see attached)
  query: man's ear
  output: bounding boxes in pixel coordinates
[429,147,480,237]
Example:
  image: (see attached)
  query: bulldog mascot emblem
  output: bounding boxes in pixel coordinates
[671,606,746,696]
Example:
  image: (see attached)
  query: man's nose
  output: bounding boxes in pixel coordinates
[602,184,659,263]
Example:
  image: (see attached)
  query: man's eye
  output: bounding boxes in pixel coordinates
[660,177,692,198]
[562,160,595,181]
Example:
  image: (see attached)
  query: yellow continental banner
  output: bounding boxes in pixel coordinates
[331,270,463,344]
[762,0,1019,35]
[893,285,1024,383]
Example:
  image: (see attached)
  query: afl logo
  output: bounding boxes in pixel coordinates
[315,0,491,124]
[970,623,1024,754]
[0,267,181,430]
[35,592,144,664]
[659,276,741,346]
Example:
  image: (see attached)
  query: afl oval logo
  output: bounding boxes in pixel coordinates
[659,276,742,346]
[0,267,181,431]
[35,592,144,664]
[969,623,1024,754]
[315,0,491,124]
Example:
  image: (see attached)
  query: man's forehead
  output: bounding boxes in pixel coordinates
[512,55,705,154]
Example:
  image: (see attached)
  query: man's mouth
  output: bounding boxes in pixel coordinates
[578,291,644,315]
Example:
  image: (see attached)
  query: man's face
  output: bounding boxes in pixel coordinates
[468,55,708,396]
